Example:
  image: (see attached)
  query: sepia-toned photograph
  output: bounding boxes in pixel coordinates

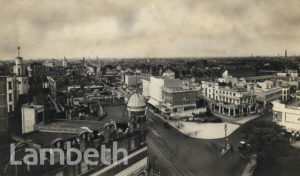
[0,0,300,176]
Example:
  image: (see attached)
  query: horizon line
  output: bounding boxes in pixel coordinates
[1,55,300,61]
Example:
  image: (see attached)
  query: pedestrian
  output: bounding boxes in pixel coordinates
[230,144,233,153]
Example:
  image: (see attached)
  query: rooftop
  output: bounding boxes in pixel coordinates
[243,75,275,81]
[23,131,77,147]
[127,93,146,108]
[163,86,196,92]
[23,104,131,147]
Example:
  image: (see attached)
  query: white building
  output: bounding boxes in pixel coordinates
[27,65,32,77]
[287,69,298,78]
[201,71,257,117]
[145,76,182,107]
[86,66,95,75]
[143,76,199,118]
[162,69,175,79]
[63,57,68,67]
[253,80,290,108]
[13,55,29,96]
[124,73,151,87]
[141,79,150,98]
[16,77,29,95]
[21,104,44,134]
[13,57,26,77]
[273,100,300,135]
[275,69,300,90]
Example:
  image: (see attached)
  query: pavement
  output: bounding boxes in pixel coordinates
[171,121,240,139]
[212,112,261,125]
[149,110,261,139]
[241,154,257,176]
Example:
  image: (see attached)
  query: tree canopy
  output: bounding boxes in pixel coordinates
[244,121,300,176]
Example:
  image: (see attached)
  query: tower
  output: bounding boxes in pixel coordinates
[27,66,32,78]
[83,57,86,66]
[127,92,147,128]
[63,57,68,67]
[285,49,287,58]
[13,46,29,96]
[14,46,25,77]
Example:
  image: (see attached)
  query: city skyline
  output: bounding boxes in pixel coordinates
[1,0,300,59]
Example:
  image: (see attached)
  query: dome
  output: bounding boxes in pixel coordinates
[127,93,146,112]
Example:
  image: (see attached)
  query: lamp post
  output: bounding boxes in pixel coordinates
[224,123,227,138]
[224,123,229,150]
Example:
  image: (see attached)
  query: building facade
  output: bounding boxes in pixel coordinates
[162,87,197,113]
[142,79,150,98]
[13,56,29,96]
[47,76,67,100]
[21,104,44,134]
[124,73,151,87]
[202,81,256,117]
[273,100,300,136]
[5,93,148,176]
[253,80,290,108]
[146,76,182,107]
[143,76,199,118]
[0,77,9,135]
[275,69,300,91]
[162,69,175,79]
[201,71,257,117]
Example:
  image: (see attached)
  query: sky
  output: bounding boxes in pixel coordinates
[0,0,300,59]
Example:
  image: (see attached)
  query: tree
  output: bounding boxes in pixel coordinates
[244,121,300,176]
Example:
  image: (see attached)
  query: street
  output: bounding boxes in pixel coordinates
[146,110,273,176]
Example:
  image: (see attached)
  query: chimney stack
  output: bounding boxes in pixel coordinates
[285,49,287,58]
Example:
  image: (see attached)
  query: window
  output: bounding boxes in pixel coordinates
[273,112,282,122]
[8,82,12,90]
[9,105,12,112]
[9,94,12,102]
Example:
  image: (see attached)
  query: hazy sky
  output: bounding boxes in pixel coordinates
[0,0,300,59]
